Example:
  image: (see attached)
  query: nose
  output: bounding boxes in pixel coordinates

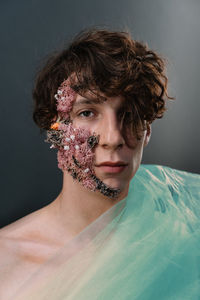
[98,111,125,150]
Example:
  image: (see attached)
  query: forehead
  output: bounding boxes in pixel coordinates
[73,92,126,109]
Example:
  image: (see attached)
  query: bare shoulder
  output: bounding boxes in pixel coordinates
[0,206,48,254]
[0,205,60,299]
[0,203,61,263]
[0,208,43,259]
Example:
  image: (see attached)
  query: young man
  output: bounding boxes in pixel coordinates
[0,28,199,300]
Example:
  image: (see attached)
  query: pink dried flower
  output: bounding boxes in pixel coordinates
[82,178,96,191]
[55,78,77,119]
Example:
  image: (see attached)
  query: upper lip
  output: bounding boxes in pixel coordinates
[96,161,128,167]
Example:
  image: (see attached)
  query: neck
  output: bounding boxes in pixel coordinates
[49,171,128,238]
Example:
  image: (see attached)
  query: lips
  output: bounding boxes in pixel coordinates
[95,161,128,174]
[96,161,128,167]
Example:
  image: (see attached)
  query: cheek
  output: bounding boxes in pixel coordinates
[124,125,146,148]
[127,141,145,169]
[123,140,142,157]
[73,121,98,134]
[56,123,99,190]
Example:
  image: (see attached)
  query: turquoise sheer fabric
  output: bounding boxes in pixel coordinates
[14,165,200,300]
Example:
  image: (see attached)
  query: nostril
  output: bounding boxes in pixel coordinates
[101,142,124,150]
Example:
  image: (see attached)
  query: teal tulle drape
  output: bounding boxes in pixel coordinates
[14,165,200,300]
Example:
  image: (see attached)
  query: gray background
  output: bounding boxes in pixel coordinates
[1,0,200,227]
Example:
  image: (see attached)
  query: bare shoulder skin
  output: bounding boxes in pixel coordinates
[0,203,65,300]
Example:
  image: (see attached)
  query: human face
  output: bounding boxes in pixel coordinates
[70,93,151,194]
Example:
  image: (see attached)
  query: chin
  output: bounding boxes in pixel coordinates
[100,177,129,192]
[93,166,133,194]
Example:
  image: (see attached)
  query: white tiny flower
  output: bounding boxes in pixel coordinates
[64,145,70,150]
[84,168,90,173]
[57,90,63,95]
[50,144,55,149]
[75,145,80,150]
[54,94,59,100]
[70,135,75,141]
[65,137,71,142]
[61,97,65,101]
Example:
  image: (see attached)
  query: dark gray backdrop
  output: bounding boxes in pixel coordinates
[1,0,200,227]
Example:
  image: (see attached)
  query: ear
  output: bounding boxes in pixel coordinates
[144,122,151,147]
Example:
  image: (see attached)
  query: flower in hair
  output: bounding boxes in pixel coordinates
[50,122,60,130]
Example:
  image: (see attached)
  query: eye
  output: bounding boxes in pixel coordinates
[78,110,94,118]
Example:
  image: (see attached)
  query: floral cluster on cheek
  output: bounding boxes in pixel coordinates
[45,78,120,198]
[54,78,76,120]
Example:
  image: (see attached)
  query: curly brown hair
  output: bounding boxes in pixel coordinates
[33,28,174,140]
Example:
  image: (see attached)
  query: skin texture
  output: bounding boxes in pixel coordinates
[0,92,151,299]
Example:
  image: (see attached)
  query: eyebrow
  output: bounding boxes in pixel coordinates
[73,97,104,107]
